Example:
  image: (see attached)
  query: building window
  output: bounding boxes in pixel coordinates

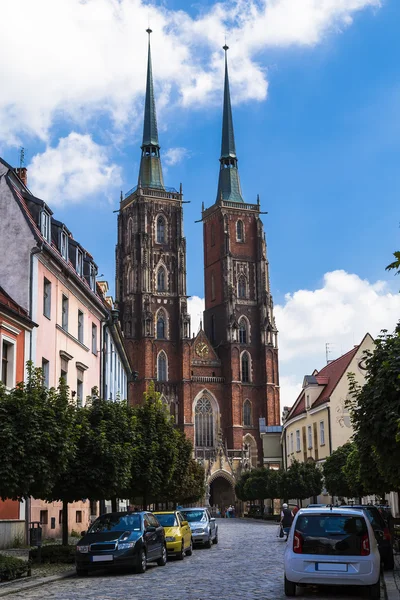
[238,276,247,299]
[290,432,294,454]
[157,352,167,382]
[156,311,165,339]
[40,510,48,525]
[243,399,251,427]
[78,310,84,344]
[76,511,82,523]
[236,220,244,242]
[241,352,250,383]
[320,421,325,446]
[43,278,51,319]
[92,323,97,354]
[60,232,68,260]
[61,369,67,383]
[157,267,166,292]
[42,358,49,388]
[156,216,166,243]
[77,370,84,407]
[287,435,290,456]
[76,250,83,276]
[306,394,310,409]
[296,429,300,452]
[58,510,63,524]
[211,223,215,246]
[61,295,68,331]
[211,273,215,301]
[307,425,313,449]
[127,217,133,248]
[239,318,248,344]
[195,396,214,448]
[1,340,15,388]
[41,210,50,242]
[89,264,96,291]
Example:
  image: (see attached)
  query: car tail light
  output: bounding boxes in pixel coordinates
[293,531,303,554]
[361,533,370,556]
[383,527,391,542]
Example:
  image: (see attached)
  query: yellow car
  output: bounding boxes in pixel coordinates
[154,511,193,560]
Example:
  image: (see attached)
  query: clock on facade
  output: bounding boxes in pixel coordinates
[195,342,209,358]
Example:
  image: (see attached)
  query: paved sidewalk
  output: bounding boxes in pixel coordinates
[0,570,75,597]
[383,552,400,600]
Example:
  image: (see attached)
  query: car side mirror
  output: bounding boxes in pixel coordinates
[182,521,189,527]
[210,517,216,522]
[146,526,156,533]
[80,531,87,536]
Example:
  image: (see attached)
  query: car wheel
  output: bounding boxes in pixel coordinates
[212,532,218,544]
[177,542,185,560]
[384,553,395,570]
[368,577,380,599]
[157,545,167,566]
[136,549,147,574]
[186,539,193,556]
[284,576,296,597]
[76,567,88,577]
[205,536,212,549]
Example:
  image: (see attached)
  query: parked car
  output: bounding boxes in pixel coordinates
[284,507,381,598]
[340,504,394,570]
[375,505,395,537]
[179,508,218,548]
[153,511,193,559]
[75,511,167,575]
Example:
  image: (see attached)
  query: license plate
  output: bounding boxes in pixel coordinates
[92,555,113,562]
[316,563,347,572]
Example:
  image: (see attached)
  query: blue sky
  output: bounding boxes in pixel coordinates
[1,0,399,405]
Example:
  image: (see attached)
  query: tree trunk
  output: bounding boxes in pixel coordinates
[142,494,147,511]
[111,497,118,512]
[62,500,69,546]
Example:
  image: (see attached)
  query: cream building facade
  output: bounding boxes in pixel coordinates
[282,333,375,503]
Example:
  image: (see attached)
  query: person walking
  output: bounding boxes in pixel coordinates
[280,503,294,540]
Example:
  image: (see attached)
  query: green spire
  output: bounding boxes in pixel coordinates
[216,45,244,203]
[138,29,164,189]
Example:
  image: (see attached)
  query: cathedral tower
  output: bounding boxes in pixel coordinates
[115,29,190,410]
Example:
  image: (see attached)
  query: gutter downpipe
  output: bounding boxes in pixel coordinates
[327,405,333,503]
[26,243,42,544]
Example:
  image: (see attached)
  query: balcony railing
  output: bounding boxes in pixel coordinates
[191,376,225,383]
[124,184,179,200]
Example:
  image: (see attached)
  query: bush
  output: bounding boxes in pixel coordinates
[29,545,76,564]
[0,555,30,581]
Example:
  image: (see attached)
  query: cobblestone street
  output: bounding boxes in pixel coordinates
[9,520,381,600]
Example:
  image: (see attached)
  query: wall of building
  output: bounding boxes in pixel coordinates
[30,499,92,540]
[103,327,128,401]
[284,406,330,468]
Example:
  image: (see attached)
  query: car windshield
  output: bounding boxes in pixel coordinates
[295,514,368,556]
[180,510,207,523]
[155,514,178,527]
[89,514,142,533]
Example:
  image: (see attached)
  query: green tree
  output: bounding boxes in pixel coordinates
[235,471,252,501]
[323,443,353,499]
[177,459,205,505]
[347,325,400,491]
[342,443,365,500]
[386,251,400,277]
[282,460,322,506]
[163,429,194,507]
[129,382,178,508]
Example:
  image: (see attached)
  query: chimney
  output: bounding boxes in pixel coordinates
[15,167,27,187]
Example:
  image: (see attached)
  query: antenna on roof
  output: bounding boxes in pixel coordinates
[19,147,25,169]
[325,343,334,365]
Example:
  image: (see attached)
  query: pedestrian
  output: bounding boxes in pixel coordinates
[280,503,293,540]
[291,505,300,518]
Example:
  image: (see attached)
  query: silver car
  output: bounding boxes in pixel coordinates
[180,508,218,548]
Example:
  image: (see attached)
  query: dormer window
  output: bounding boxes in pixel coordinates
[89,264,96,291]
[306,394,310,409]
[41,210,51,242]
[60,232,68,260]
[76,250,83,277]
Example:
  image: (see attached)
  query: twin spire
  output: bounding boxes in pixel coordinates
[138,32,243,203]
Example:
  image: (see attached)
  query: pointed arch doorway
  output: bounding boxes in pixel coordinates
[209,472,235,513]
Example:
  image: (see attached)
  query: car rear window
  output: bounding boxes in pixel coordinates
[180,510,207,523]
[295,514,368,556]
[155,514,178,527]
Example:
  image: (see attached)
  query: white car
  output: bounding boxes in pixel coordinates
[284,507,381,599]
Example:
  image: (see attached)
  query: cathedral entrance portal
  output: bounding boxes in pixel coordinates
[209,475,235,513]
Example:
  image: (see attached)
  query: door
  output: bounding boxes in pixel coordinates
[143,514,158,560]
[207,510,216,539]
[178,512,191,550]
[148,513,163,557]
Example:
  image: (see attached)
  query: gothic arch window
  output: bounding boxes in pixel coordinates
[238,317,249,344]
[127,217,133,249]
[238,275,247,299]
[195,396,214,448]
[241,351,251,383]
[156,215,166,244]
[156,309,166,339]
[236,220,244,242]
[127,266,133,293]
[157,351,167,382]
[243,399,252,427]
[157,267,166,292]
[211,272,215,301]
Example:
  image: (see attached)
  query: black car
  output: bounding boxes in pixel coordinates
[75,511,167,575]
[341,505,394,570]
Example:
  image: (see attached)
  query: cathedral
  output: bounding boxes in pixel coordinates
[115,31,280,507]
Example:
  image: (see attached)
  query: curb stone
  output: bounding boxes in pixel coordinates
[0,570,75,597]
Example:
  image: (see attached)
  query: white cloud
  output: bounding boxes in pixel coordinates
[0,0,381,146]
[164,147,189,167]
[188,296,205,336]
[276,270,400,407]
[28,133,122,205]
